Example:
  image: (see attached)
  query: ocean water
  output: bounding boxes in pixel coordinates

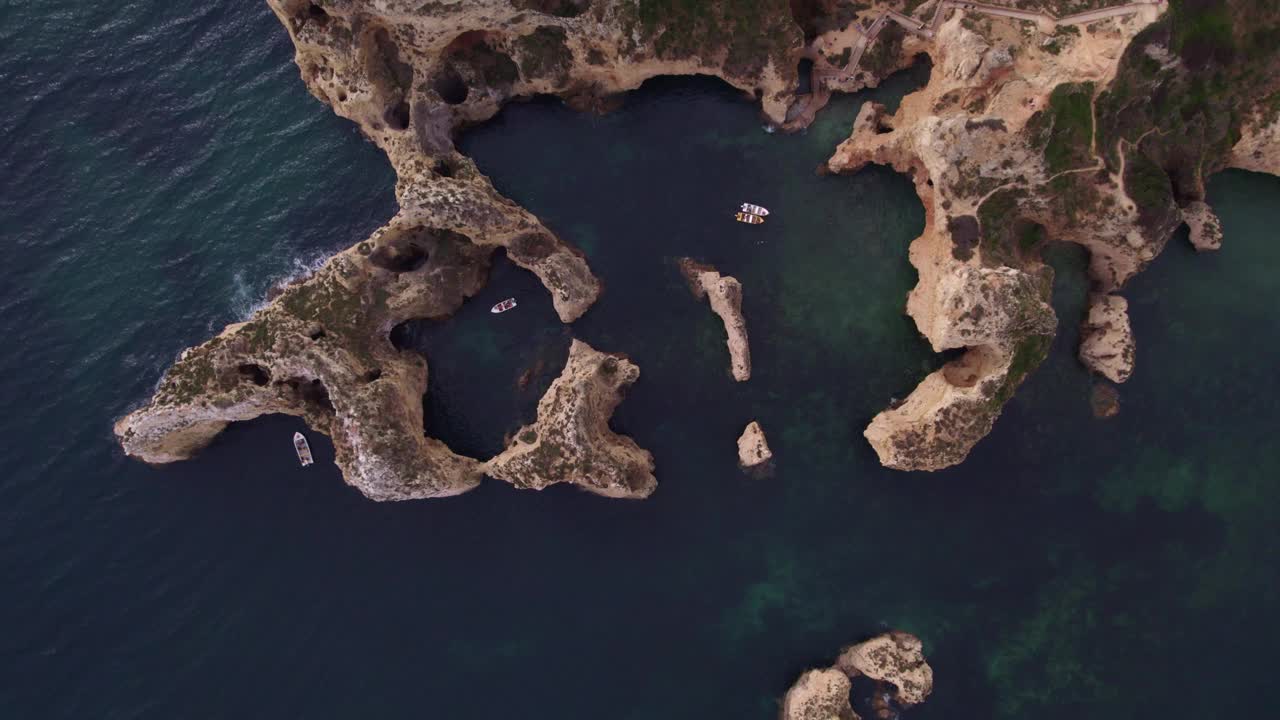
[2,2,1279,719]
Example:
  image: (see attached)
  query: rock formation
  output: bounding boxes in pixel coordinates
[115,0,824,494]
[737,421,772,467]
[1230,109,1280,176]
[824,0,1280,470]
[781,630,933,720]
[1182,201,1223,252]
[835,631,934,707]
[115,221,493,500]
[679,258,751,382]
[1079,294,1135,383]
[121,0,951,491]
[781,668,858,720]
[485,340,656,499]
[118,0,1280,485]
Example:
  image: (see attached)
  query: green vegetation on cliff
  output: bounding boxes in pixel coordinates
[628,0,802,75]
[1096,0,1280,222]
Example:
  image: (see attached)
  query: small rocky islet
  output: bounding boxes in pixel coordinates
[113,0,1278,710]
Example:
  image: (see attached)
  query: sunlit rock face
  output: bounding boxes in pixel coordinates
[484,340,657,499]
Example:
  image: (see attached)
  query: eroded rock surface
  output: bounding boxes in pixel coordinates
[827,0,1280,470]
[679,258,752,381]
[1079,294,1135,383]
[737,421,772,467]
[1183,201,1223,252]
[782,630,934,719]
[836,631,934,707]
[118,0,820,494]
[116,221,492,500]
[1230,110,1280,176]
[781,668,858,720]
[485,340,656,499]
[119,0,1280,486]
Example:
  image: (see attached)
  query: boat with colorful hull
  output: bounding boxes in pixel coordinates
[734,211,764,225]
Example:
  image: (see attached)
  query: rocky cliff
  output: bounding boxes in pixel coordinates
[116,0,817,497]
[118,0,1280,488]
[829,0,1280,470]
[485,340,656,498]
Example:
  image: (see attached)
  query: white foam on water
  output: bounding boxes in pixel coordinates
[232,251,332,321]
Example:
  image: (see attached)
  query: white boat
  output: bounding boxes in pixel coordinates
[293,432,314,467]
[740,202,770,216]
[491,297,517,314]
[734,211,764,225]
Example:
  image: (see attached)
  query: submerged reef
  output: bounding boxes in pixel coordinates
[118,0,1280,492]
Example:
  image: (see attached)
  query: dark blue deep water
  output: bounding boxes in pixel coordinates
[3,2,1280,719]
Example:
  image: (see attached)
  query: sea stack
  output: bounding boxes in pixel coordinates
[1079,294,1136,384]
[781,631,933,719]
[678,258,751,381]
[737,421,772,467]
[780,668,858,720]
[835,631,934,707]
[484,340,657,499]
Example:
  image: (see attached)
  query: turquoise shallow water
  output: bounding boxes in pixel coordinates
[3,1,1280,718]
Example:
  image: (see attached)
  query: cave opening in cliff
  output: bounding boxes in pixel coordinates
[369,238,429,273]
[283,377,335,415]
[237,364,272,386]
[372,28,414,95]
[433,65,469,105]
[385,100,411,131]
[432,156,459,178]
[305,2,329,26]
[512,0,591,18]
[797,59,814,95]
[441,31,520,94]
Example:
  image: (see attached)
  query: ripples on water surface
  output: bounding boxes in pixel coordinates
[2,2,1280,719]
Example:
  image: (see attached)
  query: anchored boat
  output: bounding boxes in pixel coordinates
[293,432,314,467]
[734,211,764,225]
[491,297,517,314]
[740,202,770,216]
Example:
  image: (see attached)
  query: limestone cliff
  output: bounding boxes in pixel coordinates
[1079,294,1135,383]
[115,0,814,496]
[485,340,656,499]
[679,258,751,381]
[118,0,1280,487]
[1182,201,1223,252]
[828,0,1280,470]
[116,220,492,500]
